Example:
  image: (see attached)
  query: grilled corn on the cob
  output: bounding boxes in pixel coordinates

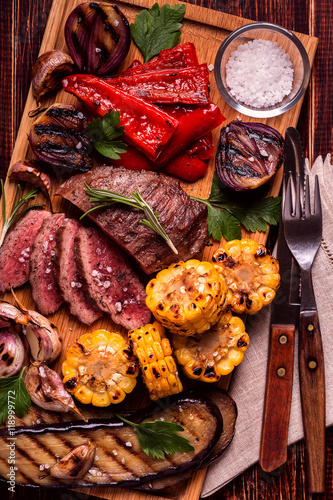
[213,239,280,315]
[171,311,249,382]
[146,260,228,336]
[62,329,139,406]
[128,321,183,400]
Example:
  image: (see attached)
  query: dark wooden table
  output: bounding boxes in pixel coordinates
[1,0,332,499]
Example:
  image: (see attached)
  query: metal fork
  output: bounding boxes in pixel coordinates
[284,173,326,493]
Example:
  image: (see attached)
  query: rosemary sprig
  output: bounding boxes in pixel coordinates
[81,183,178,255]
[0,181,43,248]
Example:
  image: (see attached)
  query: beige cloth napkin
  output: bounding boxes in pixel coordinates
[201,155,333,498]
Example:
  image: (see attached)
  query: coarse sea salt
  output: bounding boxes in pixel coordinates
[226,38,294,108]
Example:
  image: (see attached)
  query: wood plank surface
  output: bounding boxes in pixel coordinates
[1,0,333,499]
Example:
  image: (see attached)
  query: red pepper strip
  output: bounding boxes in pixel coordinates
[109,64,210,105]
[63,74,179,161]
[120,42,199,76]
[155,103,225,165]
[110,142,208,182]
[163,153,209,182]
[185,132,214,161]
[156,103,199,119]
[112,142,157,171]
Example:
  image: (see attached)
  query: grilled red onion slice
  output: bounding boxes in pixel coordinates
[28,103,93,176]
[0,329,25,377]
[215,121,285,191]
[65,2,131,76]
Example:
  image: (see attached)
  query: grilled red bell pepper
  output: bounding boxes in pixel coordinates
[111,142,209,181]
[108,64,210,105]
[120,42,199,76]
[63,74,179,161]
[163,153,209,182]
[111,142,156,171]
[156,103,225,165]
[186,132,214,160]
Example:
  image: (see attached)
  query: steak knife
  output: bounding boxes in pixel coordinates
[259,128,302,472]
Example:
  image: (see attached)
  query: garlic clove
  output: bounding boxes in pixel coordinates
[32,50,75,104]
[23,315,62,363]
[49,441,95,479]
[0,302,28,325]
[0,329,26,377]
[9,292,62,364]
[24,363,87,421]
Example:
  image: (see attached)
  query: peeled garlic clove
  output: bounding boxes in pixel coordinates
[0,329,26,377]
[8,160,52,198]
[50,442,95,479]
[32,50,75,104]
[23,312,62,363]
[24,363,86,421]
[0,302,28,325]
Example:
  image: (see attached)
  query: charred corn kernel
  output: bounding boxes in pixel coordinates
[213,239,280,315]
[62,330,139,407]
[146,260,228,336]
[171,311,249,382]
[128,322,183,400]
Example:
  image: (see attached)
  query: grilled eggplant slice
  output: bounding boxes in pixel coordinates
[0,391,227,488]
[136,387,237,492]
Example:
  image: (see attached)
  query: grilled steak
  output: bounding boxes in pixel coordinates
[56,166,208,274]
[75,225,151,329]
[29,213,66,315]
[0,209,51,293]
[54,219,102,325]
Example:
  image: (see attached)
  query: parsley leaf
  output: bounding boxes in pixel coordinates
[191,173,281,241]
[85,111,127,160]
[116,414,195,459]
[130,3,186,62]
[0,367,31,425]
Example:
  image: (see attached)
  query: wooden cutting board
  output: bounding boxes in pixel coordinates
[0,0,317,499]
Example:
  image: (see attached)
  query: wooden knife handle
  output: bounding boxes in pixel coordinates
[299,310,326,493]
[260,325,295,472]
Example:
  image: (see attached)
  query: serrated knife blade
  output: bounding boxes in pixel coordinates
[259,127,303,473]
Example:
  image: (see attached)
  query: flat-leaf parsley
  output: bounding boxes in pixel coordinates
[191,173,281,241]
[130,3,186,62]
[116,414,194,459]
[86,111,127,160]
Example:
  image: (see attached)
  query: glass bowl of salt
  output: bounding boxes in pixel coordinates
[214,22,311,118]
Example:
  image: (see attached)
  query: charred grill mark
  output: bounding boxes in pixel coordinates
[11,442,53,486]
[104,22,119,44]
[0,451,34,485]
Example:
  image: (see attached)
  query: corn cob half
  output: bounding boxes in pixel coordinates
[146,260,228,336]
[128,321,183,400]
[171,311,249,382]
[213,239,280,315]
[62,330,139,407]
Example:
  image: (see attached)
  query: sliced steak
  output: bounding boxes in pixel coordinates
[56,166,208,274]
[29,213,66,315]
[0,209,51,293]
[75,225,151,330]
[54,219,102,325]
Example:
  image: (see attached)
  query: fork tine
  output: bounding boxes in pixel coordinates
[285,174,294,218]
[314,175,322,217]
[295,174,302,218]
[304,175,311,217]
